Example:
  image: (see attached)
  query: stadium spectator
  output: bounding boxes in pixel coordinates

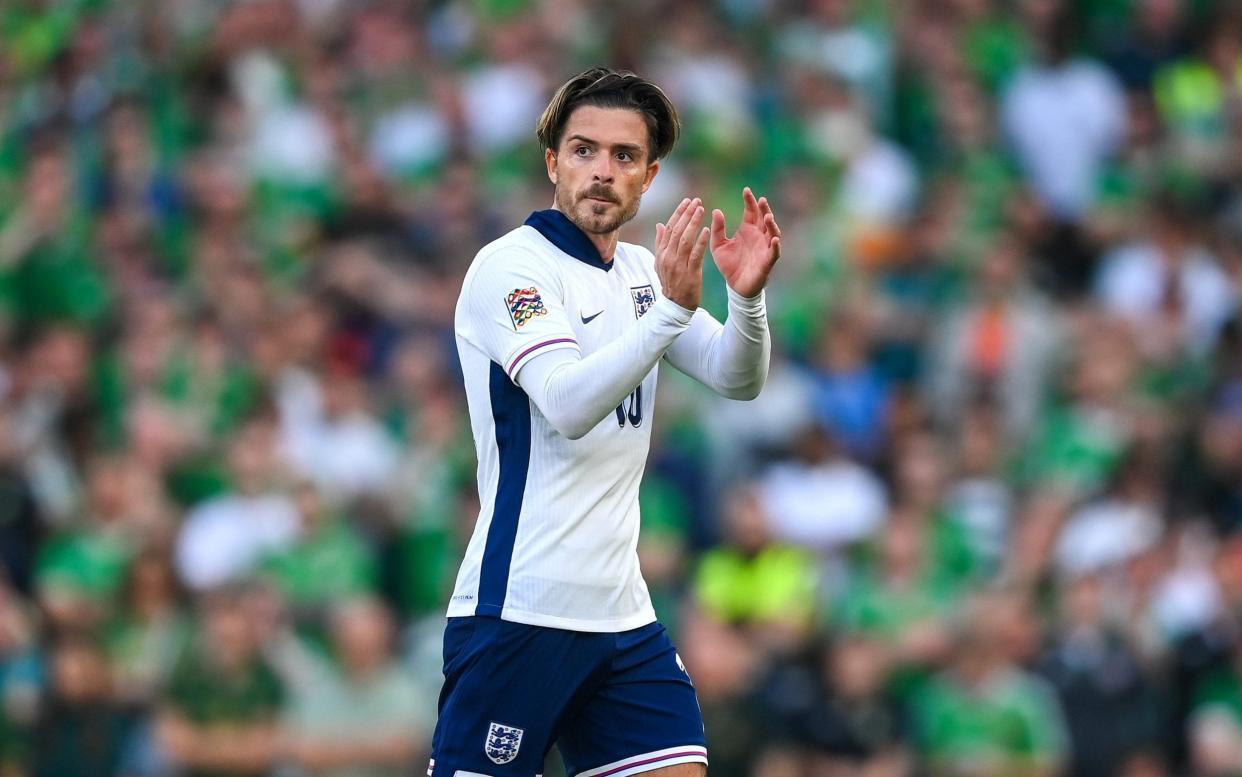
[155,588,285,777]
[106,548,190,708]
[25,637,136,777]
[281,597,433,777]
[758,424,888,553]
[1096,191,1235,359]
[259,482,377,618]
[913,591,1069,777]
[926,235,1062,441]
[1038,575,1163,777]
[175,418,298,591]
[694,484,818,642]
[1000,9,1127,223]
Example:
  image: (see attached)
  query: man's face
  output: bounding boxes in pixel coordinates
[546,105,660,236]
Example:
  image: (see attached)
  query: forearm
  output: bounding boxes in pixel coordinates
[158,713,279,772]
[666,288,769,399]
[517,297,694,439]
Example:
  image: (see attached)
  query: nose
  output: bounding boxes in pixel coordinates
[592,154,614,184]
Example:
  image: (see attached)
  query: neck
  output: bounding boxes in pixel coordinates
[552,203,617,261]
[589,232,618,261]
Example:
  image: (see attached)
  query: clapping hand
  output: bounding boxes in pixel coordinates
[709,187,781,298]
[654,197,709,311]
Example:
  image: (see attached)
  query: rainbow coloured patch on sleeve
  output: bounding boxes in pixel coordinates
[506,286,548,328]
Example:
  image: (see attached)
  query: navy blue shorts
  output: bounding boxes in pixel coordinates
[429,616,707,777]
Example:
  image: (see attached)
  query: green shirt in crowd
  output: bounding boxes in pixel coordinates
[260,521,377,610]
[164,645,285,777]
[35,529,132,603]
[914,668,1068,777]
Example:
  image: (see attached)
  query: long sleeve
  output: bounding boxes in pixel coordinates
[515,297,695,439]
[663,287,770,400]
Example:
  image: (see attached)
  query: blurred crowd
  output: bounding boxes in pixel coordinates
[1,0,1242,776]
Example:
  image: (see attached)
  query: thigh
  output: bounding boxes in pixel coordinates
[557,623,708,777]
[431,617,610,777]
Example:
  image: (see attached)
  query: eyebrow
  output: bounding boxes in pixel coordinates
[566,135,645,156]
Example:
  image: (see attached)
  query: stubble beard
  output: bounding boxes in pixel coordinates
[554,183,640,236]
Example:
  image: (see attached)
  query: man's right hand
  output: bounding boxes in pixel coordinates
[654,197,708,311]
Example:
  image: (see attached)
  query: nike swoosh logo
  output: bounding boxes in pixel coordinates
[580,311,603,324]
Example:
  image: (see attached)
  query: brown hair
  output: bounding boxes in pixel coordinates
[536,67,681,162]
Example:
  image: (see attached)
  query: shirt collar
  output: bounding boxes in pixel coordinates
[523,209,612,272]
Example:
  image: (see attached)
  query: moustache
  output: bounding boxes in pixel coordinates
[581,187,619,204]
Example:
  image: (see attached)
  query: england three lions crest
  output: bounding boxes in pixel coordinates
[631,284,655,318]
[485,722,524,765]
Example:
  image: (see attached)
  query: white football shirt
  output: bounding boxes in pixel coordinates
[448,210,670,632]
[450,207,772,632]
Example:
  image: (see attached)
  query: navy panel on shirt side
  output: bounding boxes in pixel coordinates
[476,361,533,616]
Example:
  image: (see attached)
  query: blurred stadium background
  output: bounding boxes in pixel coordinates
[1,0,1242,775]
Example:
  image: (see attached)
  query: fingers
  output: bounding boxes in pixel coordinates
[758,195,782,264]
[759,197,781,237]
[763,213,780,237]
[742,186,760,224]
[678,204,706,263]
[676,198,701,239]
[658,197,691,253]
[655,198,705,310]
[669,190,779,266]
[682,208,709,311]
[664,197,700,256]
[690,223,710,271]
[660,197,690,252]
[710,209,727,250]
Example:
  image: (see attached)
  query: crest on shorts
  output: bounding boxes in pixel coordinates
[506,287,547,329]
[485,721,524,765]
[631,284,655,318]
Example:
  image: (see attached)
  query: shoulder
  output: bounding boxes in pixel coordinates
[461,227,565,298]
[468,228,553,277]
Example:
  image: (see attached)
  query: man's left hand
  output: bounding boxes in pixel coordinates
[709,187,782,298]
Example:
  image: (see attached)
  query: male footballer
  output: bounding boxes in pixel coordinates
[432,66,781,777]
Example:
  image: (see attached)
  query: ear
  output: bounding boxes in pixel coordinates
[641,159,660,194]
[545,148,558,186]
